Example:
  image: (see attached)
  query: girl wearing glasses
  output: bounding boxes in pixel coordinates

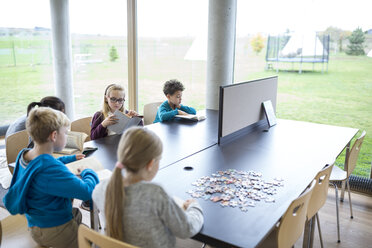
[91,84,143,140]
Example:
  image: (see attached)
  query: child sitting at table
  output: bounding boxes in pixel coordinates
[91,83,143,140]
[3,107,99,248]
[153,79,196,123]
[92,127,204,248]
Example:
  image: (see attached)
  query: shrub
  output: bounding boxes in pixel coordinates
[250,34,265,55]
[346,28,365,55]
[109,46,119,62]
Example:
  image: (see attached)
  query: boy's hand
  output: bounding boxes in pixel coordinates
[178,110,188,115]
[76,165,89,176]
[75,154,85,160]
[183,199,196,210]
[102,115,118,127]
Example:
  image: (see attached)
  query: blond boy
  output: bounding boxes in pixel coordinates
[4,107,99,248]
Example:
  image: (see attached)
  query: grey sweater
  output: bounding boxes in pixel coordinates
[92,180,204,248]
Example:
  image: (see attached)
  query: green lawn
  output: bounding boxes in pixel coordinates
[244,54,372,177]
[0,36,371,177]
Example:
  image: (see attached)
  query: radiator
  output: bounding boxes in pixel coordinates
[333,175,372,195]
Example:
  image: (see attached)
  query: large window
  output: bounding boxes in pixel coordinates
[234,0,372,177]
[137,0,208,113]
[0,1,54,125]
[70,0,128,119]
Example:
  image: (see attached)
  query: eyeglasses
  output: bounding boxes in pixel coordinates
[109,97,125,104]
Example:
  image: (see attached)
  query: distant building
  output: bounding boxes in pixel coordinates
[34,26,51,32]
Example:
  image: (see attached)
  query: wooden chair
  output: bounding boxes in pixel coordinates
[303,162,334,248]
[71,117,92,142]
[0,214,40,248]
[78,224,138,248]
[143,102,162,125]
[258,179,316,248]
[5,129,28,174]
[329,130,366,243]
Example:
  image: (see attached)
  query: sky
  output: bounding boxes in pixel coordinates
[0,0,371,37]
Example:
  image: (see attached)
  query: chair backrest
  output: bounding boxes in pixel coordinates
[277,179,316,248]
[71,117,92,142]
[0,214,39,247]
[5,129,28,165]
[307,162,334,219]
[346,131,366,177]
[143,102,162,125]
[78,225,138,248]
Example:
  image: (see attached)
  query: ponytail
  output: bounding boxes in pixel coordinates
[104,167,125,240]
[27,102,41,116]
[26,96,65,116]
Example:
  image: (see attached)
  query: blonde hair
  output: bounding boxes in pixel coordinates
[102,84,125,119]
[104,127,163,240]
[26,107,70,144]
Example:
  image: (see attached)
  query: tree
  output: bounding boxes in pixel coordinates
[321,26,351,52]
[346,28,365,55]
[250,33,265,55]
[109,46,119,62]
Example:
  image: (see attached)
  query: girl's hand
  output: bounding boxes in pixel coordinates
[127,110,138,117]
[102,114,118,128]
[183,199,196,210]
[177,110,188,115]
[75,154,85,160]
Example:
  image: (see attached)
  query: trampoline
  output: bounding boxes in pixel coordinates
[266,33,330,73]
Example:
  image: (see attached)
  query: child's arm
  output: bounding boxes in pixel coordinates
[179,105,196,115]
[90,112,107,140]
[157,104,179,122]
[158,189,204,238]
[57,154,77,164]
[44,164,99,201]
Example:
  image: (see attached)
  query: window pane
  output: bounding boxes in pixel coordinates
[70,0,128,119]
[137,0,207,113]
[0,1,53,126]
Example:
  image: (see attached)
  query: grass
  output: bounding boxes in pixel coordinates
[0,36,371,177]
[241,54,372,177]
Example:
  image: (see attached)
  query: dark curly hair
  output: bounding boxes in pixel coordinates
[163,79,185,96]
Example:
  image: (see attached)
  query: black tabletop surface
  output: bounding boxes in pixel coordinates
[84,109,218,170]
[153,119,358,247]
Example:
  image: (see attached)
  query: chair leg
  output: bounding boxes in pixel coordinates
[316,213,324,248]
[303,219,311,248]
[333,183,341,243]
[340,180,345,202]
[346,178,354,219]
[309,217,315,248]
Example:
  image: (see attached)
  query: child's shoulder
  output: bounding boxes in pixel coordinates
[159,101,171,109]
[132,181,167,196]
[93,111,103,118]
[20,154,65,174]
[32,153,57,163]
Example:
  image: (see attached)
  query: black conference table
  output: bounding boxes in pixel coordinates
[85,113,357,247]
[84,109,218,170]
[153,119,358,248]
